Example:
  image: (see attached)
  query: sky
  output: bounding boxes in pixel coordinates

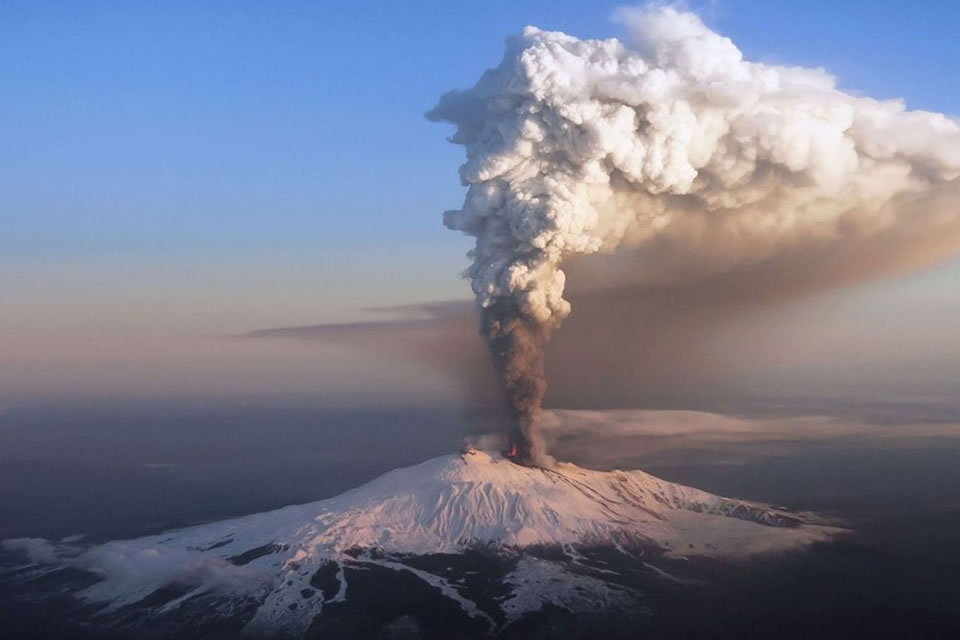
[2,0,959,404]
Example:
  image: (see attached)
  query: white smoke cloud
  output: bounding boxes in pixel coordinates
[76,543,269,605]
[428,5,960,464]
[2,536,269,609]
[1,537,60,564]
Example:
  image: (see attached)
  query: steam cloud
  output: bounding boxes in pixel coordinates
[428,6,960,465]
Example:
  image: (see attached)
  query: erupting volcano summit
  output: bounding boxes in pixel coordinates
[3,449,839,637]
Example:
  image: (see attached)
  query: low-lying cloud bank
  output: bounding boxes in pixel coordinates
[543,410,960,472]
[1,536,269,607]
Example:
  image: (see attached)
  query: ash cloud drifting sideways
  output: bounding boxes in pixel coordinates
[427,6,960,465]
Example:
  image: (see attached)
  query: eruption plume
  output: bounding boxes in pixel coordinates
[428,6,960,466]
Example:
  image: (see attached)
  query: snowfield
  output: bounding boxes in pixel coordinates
[3,449,842,636]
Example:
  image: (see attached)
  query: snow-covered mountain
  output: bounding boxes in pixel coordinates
[2,450,840,638]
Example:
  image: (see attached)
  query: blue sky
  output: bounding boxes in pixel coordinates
[2,0,959,335]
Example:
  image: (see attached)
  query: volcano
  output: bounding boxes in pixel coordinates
[2,450,840,638]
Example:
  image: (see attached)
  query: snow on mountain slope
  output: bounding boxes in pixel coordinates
[3,450,840,635]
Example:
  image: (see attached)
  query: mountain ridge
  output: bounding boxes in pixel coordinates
[2,449,841,636]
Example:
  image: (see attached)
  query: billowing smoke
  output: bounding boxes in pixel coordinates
[428,6,960,466]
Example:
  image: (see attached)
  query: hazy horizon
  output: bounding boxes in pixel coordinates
[3,0,960,411]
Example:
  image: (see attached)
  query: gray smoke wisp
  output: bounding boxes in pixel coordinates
[428,6,960,466]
